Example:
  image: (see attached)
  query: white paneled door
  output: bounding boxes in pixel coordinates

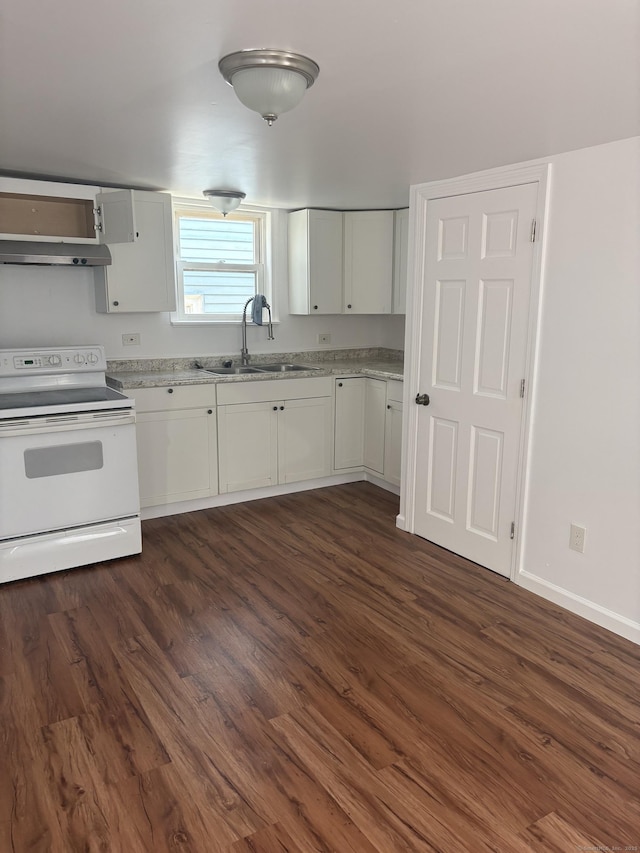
[413,183,538,576]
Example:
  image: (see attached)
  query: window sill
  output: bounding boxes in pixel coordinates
[170,317,281,326]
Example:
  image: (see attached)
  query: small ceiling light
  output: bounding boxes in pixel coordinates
[203,189,246,216]
[218,49,319,126]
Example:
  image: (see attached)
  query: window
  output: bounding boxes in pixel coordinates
[173,205,267,323]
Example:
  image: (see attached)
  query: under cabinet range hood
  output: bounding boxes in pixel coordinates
[0,240,111,266]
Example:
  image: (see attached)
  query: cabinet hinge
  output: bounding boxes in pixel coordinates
[94,206,103,232]
[510,522,515,540]
[530,218,537,243]
[520,378,525,398]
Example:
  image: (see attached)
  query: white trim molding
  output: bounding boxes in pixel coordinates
[518,570,640,646]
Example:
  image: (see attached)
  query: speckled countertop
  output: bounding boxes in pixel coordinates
[106,347,403,390]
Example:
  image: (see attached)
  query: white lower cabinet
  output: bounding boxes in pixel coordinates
[363,378,386,474]
[334,375,404,486]
[383,380,404,487]
[129,385,218,507]
[334,378,365,469]
[279,397,333,484]
[217,378,333,494]
[129,374,401,511]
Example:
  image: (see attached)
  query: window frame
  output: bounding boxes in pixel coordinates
[171,200,271,324]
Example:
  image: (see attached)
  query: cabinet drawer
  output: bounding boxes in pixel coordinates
[386,380,404,403]
[127,384,216,413]
[217,376,332,405]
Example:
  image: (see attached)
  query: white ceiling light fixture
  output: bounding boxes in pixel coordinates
[203,189,246,216]
[218,49,320,126]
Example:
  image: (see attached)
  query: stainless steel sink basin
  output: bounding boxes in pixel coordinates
[203,366,265,375]
[256,363,318,372]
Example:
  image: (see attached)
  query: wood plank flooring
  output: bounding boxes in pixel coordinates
[1,482,639,851]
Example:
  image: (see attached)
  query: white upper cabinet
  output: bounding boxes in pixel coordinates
[0,178,101,243]
[392,208,409,314]
[343,210,394,314]
[94,191,176,313]
[288,209,343,315]
[96,189,137,244]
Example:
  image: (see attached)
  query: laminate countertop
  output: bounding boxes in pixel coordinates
[106,352,403,391]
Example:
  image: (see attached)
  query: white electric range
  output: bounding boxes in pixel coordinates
[0,346,141,584]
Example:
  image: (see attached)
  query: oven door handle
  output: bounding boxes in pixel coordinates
[0,410,136,437]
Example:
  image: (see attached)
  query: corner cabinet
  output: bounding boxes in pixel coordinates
[383,381,404,487]
[94,190,176,313]
[217,378,333,493]
[363,378,387,474]
[128,385,218,508]
[288,209,343,315]
[288,208,399,316]
[333,377,365,470]
[343,211,394,314]
[333,375,404,487]
[392,208,409,314]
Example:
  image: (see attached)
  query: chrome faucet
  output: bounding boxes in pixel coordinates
[241,295,274,365]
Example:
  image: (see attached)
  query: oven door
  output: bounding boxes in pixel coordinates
[0,409,140,540]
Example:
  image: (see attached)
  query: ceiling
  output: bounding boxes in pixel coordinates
[1,0,638,209]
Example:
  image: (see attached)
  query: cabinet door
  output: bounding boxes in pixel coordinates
[334,378,365,470]
[96,189,136,244]
[217,402,278,493]
[136,408,217,507]
[393,208,409,314]
[289,209,343,315]
[278,396,332,484]
[343,211,394,314]
[384,399,403,487]
[363,378,386,474]
[94,191,176,313]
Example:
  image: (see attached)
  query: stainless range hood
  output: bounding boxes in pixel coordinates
[0,240,111,266]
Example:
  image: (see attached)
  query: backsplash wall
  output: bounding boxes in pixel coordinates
[0,264,406,358]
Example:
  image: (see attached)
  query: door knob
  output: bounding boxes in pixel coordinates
[415,393,430,406]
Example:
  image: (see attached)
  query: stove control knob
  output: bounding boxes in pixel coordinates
[73,353,85,364]
[48,354,62,366]
[87,352,99,364]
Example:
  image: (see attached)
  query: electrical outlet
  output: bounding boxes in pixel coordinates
[122,333,140,346]
[569,523,586,554]
[317,333,331,345]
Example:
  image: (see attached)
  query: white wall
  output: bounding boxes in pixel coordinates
[0,209,401,359]
[518,136,640,642]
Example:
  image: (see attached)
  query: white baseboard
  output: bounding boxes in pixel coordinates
[363,472,400,495]
[517,569,640,646]
[142,471,402,522]
[395,513,406,530]
[141,472,367,521]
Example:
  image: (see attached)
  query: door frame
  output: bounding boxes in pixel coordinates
[399,160,551,582]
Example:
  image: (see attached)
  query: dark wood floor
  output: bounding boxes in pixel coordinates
[1,483,639,851]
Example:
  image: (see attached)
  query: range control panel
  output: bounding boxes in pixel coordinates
[0,346,106,376]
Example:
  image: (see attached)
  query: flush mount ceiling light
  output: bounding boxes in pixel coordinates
[218,49,320,126]
[203,189,246,216]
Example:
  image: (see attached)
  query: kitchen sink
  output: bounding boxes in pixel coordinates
[203,366,265,375]
[256,363,318,372]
